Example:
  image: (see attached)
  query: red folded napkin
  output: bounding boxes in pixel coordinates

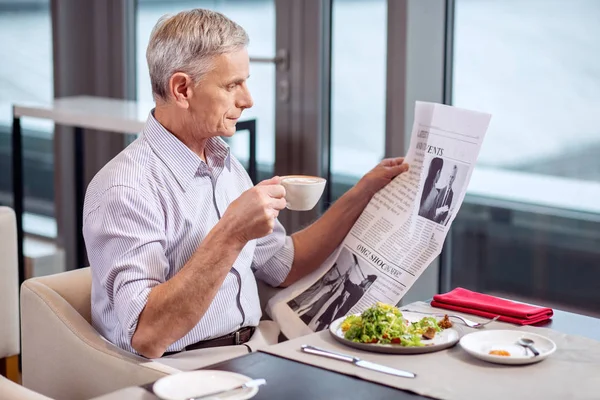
[431,287,553,325]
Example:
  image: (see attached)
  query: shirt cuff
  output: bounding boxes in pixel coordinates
[122,286,153,347]
[254,235,294,287]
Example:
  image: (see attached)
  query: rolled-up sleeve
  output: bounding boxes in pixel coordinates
[252,218,294,287]
[83,185,169,348]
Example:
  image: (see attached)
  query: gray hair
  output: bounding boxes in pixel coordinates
[146,9,249,101]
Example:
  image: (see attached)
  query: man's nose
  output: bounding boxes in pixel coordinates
[238,84,254,109]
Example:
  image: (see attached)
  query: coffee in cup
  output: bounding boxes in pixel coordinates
[280,175,327,211]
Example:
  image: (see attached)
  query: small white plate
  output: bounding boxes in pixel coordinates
[460,330,556,365]
[329,312,460,354]
[153,370,259,400]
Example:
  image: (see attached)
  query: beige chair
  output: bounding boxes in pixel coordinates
[21,266,281,399]
[0,207,19,380]
[21,267,176,399]
[0,376,53,400]
[0,206,52,399]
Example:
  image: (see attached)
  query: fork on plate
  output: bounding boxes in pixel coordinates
[400,309,500,328]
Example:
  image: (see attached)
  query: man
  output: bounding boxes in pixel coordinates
[433,165,457,225]
[297,266,350,324]
[83,9,409,361]
[289,264,340,312]
[331,274,377,322]
[315,257,377,331]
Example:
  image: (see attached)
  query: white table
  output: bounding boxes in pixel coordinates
[12,96,257,283]
[13,96,151,134]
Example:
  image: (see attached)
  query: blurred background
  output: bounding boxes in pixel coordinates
[1,0,599,317]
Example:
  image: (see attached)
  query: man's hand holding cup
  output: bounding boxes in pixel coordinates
[222,177,287,243]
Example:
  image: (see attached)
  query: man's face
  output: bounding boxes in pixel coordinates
[449,167,457,187]
[188,48,253,137]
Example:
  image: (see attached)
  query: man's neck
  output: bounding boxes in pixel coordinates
[154,105,208,162]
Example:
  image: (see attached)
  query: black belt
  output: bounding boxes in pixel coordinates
[163,326,256,356]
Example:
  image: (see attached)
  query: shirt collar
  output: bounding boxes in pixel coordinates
[205,132,232,172]
[143,110,231,190]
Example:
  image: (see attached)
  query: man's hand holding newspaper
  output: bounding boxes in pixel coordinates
[267,102,492,339]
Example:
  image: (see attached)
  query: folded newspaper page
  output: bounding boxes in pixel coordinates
[267,101,492,339]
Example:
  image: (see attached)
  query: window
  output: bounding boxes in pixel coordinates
[449,0,600,315]
[0,0,54,218]
[453,0,600,184]
[136,0,276,178]
[329,0,387,201]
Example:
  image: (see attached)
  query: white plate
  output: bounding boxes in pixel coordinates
[153,370,259,400]
[329,312,460,354]
[460,330,556,365]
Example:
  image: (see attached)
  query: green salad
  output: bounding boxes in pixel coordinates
[340,302,444,346]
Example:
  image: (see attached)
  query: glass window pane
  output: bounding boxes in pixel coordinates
[0,0,54,217]
[453,0,600,183]
[136,0,275,177]
[330,0,387,201]
[451,0,600,316]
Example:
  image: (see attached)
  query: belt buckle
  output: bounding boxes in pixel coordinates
[235,330,241,345]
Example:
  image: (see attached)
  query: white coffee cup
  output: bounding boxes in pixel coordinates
[280,175,327,211]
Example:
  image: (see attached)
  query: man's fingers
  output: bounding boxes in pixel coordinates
[257,176,286,198]
[388,162,410,175]
[265,184,286,199]
[257,176,282,186]
[272,197,287,211]
[381,157,405,167]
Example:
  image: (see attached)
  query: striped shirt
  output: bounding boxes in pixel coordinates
[82,111,294,354]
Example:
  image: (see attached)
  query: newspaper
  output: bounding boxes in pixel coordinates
[266,101,492,339]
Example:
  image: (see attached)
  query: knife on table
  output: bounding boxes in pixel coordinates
[300,345,416,378]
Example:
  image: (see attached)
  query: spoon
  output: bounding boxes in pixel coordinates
[517,338,540,356]
[186,379,266,400]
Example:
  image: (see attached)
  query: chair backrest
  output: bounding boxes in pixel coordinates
[0,207,20,359]
[20,267,169,399]
[31,267,93,324]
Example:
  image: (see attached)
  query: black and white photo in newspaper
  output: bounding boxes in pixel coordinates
[287,246,378,331]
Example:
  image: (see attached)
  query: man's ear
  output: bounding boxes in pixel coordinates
[169,72,193,109]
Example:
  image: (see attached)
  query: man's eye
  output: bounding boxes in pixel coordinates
[227,84,237,90]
